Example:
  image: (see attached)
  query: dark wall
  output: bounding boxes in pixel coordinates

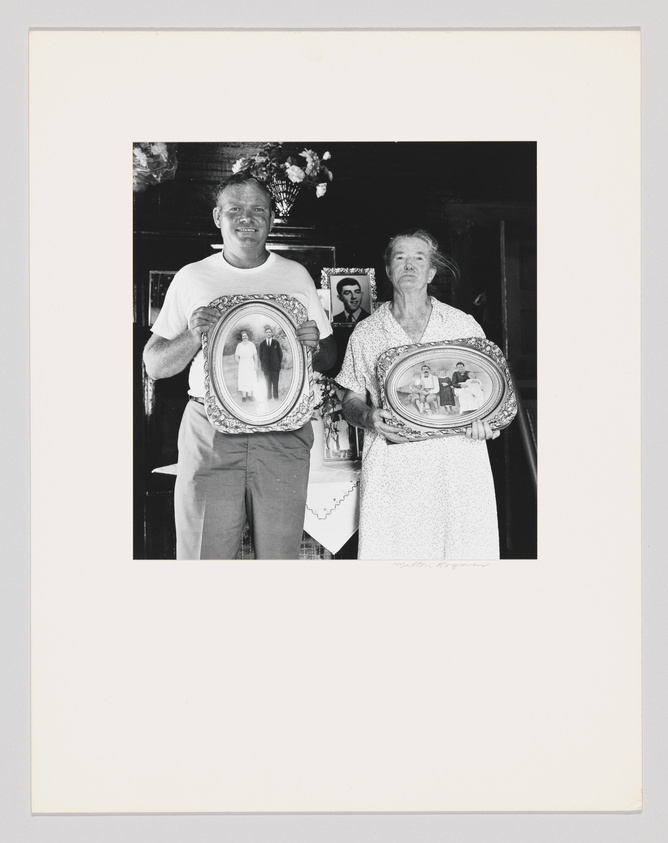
[134,141,535,367]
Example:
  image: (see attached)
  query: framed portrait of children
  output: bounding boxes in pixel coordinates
[320,267,376,326]
[202,294,315,434]
[377,337,517,440]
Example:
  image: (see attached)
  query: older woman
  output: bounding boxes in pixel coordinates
[336,229,500,560]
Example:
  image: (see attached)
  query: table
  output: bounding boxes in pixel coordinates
[303,461,361,554]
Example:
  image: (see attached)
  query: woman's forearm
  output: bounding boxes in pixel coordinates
[341,391,376,431]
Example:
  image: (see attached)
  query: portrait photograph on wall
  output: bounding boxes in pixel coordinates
[313,374,364,463]
[320,267,376,326]
[133,141,537,561]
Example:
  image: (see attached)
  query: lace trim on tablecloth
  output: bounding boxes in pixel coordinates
[305,479,360,520]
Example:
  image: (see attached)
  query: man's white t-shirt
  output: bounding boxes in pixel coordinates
[151,250,332,398]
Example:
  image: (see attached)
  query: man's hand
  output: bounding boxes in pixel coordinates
[143,306,222,381]
[295,319,320,350]
[465,419,500,441]
[296,320,337,372]
[188,306,222,340]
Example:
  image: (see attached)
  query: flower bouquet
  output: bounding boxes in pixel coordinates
[132,142,178,193]
[313,373,340,418]
[231,143,333,218]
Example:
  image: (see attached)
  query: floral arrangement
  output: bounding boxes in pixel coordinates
[313,374,341,416]
[132,142,178,192]
[232,143,333,194]
[232,143,333,217]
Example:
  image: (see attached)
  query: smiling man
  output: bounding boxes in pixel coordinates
[143,173,336,559]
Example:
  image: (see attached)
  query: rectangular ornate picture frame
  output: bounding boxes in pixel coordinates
[320,267,376,326]
[323,406,362,463]
[202,294,315,434]
[315,376,363,463]
[377,337,518,440]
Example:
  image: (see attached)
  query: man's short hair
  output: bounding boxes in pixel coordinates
[336,277,362,297]
[213,173,273,209]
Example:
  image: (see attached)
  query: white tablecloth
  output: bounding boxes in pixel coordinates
[303,461,361,553]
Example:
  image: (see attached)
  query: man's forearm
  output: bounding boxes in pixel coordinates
[143,331,201,380]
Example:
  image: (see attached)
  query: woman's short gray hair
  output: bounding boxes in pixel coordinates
[383,229,460,282]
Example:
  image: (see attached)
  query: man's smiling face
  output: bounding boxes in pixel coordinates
[213,181,274,255]
[339,284,362,314]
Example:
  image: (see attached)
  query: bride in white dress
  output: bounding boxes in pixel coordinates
[234,331,258,402]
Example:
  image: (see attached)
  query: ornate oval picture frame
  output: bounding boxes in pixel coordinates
[377,337,517,440]
[202,294,315,434]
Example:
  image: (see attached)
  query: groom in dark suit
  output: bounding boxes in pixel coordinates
[258,325,283,399]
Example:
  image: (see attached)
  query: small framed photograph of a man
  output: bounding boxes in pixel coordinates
[202,294,315,434]
[321,268,376,327]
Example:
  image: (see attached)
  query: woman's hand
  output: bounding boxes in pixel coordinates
[371,408,408,443]
[341,390,407,443]
[465,419,500,441]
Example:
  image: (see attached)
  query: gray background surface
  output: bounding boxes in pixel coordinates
[3,1,665,840]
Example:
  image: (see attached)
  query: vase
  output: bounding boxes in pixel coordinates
[310,415,325,471]
[267,178,302,221]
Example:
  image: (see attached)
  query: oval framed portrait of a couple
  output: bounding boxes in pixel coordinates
[377,338,518,440]
[201,294,315,434]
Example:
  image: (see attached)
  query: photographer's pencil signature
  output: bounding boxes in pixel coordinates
[393,560,491,569]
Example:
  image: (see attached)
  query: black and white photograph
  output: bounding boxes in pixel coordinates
[26,27,646,824]
[204,296,311,431]
[377,338,516,438]
[321,268,375,326]
[314,376,363,463]
[134,140,537,561]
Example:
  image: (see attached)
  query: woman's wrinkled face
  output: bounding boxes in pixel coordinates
[386,236,437,292]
